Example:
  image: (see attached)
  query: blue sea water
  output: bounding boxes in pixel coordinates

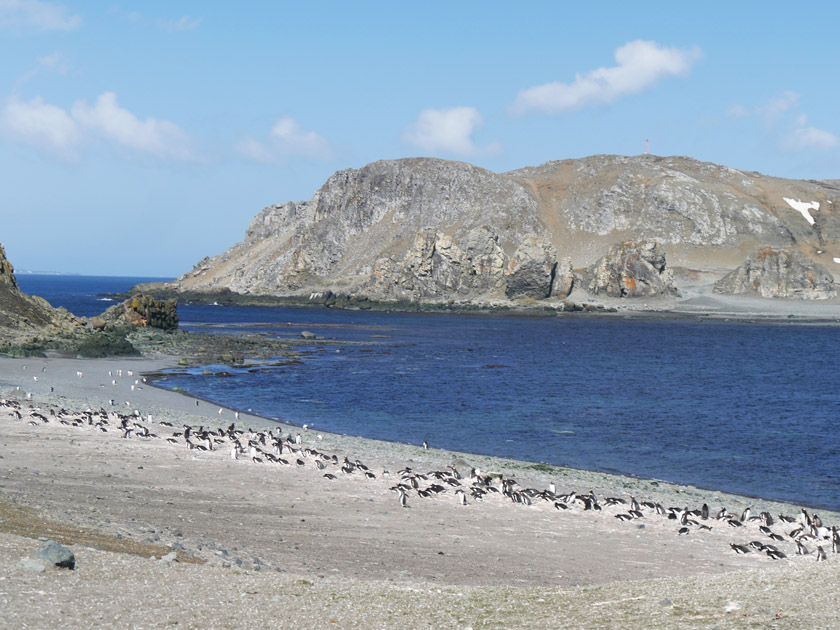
[16,274,840,510]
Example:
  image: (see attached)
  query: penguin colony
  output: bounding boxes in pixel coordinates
[3,366,840,566]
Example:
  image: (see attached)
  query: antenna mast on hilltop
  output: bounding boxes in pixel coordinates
[645,139,650,155]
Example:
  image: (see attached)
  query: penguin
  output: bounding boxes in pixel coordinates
[796,540,810,555]
[741,507,751,522]
[230,446,238,460]
[615,514,632,522]
[765,548,786,560]
[816,545,827,562]
[729,543,751,554]
[548,481,556,495]
[398,488,408,508]
[800,508,811,527]
[456,489,467,505]
[677,527,689,535]
[630,497,640,512]
[422,441,428,449]
[701,503,709,520]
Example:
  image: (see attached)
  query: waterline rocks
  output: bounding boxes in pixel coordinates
[714,248,837,299]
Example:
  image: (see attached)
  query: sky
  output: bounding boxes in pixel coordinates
[1,1,839,277]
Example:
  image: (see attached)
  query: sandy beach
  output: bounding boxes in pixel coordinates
[1,353,839,629]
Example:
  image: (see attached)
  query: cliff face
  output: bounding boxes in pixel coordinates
[167,154,840,304]
[0,244,82,343]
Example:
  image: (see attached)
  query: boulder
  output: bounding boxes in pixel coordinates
[714,248,836,299]
[585,240,678,298]
[504,236,559,299]
[34,541,75,569]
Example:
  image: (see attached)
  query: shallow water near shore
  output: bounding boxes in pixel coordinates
[18,274,840,511]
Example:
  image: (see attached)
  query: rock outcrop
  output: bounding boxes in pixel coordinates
[584,240,678,298]
[0,244,83,344]
[713,248,836,299]
[156,154,840,306]
[505,236,562,299]
[101,294,179,330]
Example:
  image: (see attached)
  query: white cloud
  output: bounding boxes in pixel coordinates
[511,40,701,116]
[0,92,196,161]
[728,91,838,152]
[728,90,798,124]
[0,95,81,158]
[71,92,195,160]
[783,118,839,151]
[402,106,499,156]
[238,116,334,162]
[159,14,201,32]
[0,0,80,31]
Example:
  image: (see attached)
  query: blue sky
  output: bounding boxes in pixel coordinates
[1,1,839,276]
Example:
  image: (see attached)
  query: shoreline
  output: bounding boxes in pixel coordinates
[2,353,840,627]
[143,374,840,514]
[1,353,837,522]
[120,282,840,325]
[4,352,836,516]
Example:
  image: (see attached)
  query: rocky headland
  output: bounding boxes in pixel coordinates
[136,154,840,317]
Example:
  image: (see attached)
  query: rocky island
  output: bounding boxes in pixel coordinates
[136,154,840,318]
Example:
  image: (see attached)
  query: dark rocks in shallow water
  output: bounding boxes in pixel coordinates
[714,247,837,299]
[35,541,75,569]
[584,240,678,298]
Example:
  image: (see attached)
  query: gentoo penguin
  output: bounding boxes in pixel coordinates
[729,543,751,554]
[701,504,709,520]
[423,441,428,449]
[548,481,556,495]
[816,545,827,562]
[796,540,810,555]
[765,548,786,560]
[195,400,199,407]
[741,507,751,522]
[677,527,689,535]
[398,488,408,508]
[230,446,238,460]
[456,489,467,505]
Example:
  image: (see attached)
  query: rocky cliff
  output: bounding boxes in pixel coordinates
[714,248,836,300]
[162,154,840,306]
[0,244,84,344]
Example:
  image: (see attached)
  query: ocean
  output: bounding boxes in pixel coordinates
[15,273,840,511]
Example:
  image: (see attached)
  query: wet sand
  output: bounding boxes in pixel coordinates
[0,354,839,628]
